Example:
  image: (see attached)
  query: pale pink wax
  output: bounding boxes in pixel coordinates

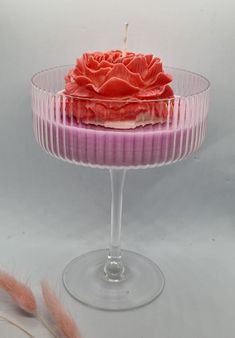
[36,116,204,168]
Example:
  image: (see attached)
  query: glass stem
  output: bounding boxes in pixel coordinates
[104,168,126,282]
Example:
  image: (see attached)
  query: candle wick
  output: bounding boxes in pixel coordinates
[122,23,129,57]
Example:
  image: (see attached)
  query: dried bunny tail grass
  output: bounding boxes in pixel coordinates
[41,281,80,338]
[0,271,58,337]
[0,314,35,337]
[0,270,36,315]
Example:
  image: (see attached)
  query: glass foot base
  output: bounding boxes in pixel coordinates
[63,249,165,311]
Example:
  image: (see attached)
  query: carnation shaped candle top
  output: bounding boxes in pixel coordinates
[65,50,174,100]
[63,50,174,129]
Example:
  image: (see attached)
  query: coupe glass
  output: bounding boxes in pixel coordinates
[31,65,210,310]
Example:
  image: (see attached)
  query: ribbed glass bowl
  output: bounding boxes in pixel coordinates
[31,66,210,169]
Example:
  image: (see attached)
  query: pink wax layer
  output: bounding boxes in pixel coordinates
[36,116,205,168]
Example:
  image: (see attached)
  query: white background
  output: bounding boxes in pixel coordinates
[0,0,235,337]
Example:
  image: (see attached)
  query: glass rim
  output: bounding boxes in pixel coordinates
[31,64,211,103]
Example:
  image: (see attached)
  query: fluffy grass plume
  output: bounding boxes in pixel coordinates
[41,281,80,338]
[0,270,36,314]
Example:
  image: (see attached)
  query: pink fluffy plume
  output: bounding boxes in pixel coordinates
[0,270,37,314]
[41,281,80,338]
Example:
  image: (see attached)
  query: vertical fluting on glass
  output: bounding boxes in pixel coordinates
[62,92,67,161]
[187,95,194,156]
[70,97,75,163]
[197,93,204,150]
[170,96,178,162]
[55,92,60,159]
[43,91,49,152]
[31,66,210,169]
[39,89,45,152]
[32,87,37,140]
[194,93,200,152]
[48,93,55,157]
[163,100,170,164]
[177,96,186,161]
[202,90,209,143]
[182,96,189,157]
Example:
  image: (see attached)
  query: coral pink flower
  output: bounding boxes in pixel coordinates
[63,50,174,128]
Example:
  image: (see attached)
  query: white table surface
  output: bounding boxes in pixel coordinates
[0,0,235,337]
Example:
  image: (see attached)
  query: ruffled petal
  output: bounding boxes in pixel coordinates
[75,76,91,86]
[86,56,99,70]
[149,56,161,68]
[154,72,173,86]
[143,61,163,82]
[122,56,134,66]
[93,77,140,96]
[98,60,113,68]
[105,63,145,88]
[84,65,112,86]
[144,54,153,65]
[126,56,148,76]
[65,82,94,97]
[160,84,174,98]
[136,86,166,99]
[76,58,85,74]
